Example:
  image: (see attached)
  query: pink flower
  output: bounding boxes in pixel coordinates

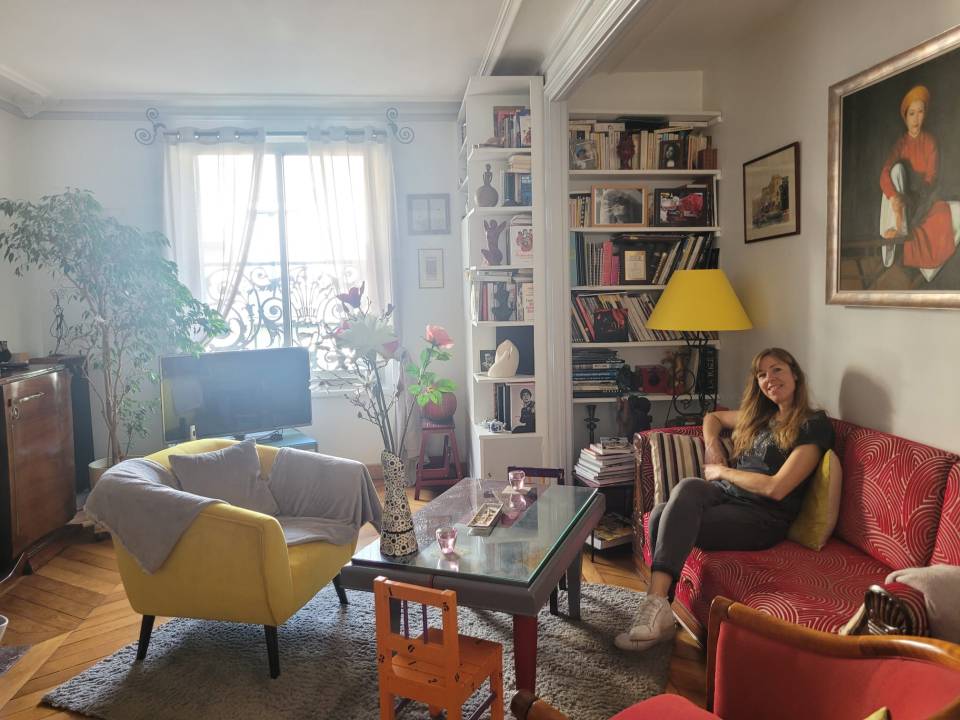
[425,325,453,349]
[382,339,401,358]
[337,282,365,309]
[333,320,350,336]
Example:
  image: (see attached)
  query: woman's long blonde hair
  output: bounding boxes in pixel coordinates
[732,348,814,459]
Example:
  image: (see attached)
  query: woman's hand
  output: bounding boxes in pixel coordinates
[703,464,726,482]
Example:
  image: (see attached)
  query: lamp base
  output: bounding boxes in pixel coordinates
[666,333,717,426]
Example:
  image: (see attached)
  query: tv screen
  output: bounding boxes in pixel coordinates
[160,347,312,443]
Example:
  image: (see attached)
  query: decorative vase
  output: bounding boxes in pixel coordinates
[423,392,457,423]
[379,450,419,557]
[475,164,499,207]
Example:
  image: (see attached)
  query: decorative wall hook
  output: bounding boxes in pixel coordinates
[386,107,414,144]
[134,107,166,146]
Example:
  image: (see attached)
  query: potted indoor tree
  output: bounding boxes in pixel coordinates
[0,189,226,477]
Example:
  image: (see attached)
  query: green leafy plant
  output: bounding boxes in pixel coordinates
[0,189,227,465]
[317,284,456,458]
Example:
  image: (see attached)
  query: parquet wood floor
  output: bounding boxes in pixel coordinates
[0,488,706,718]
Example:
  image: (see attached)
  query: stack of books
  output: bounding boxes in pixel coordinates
[586,513,634,550]
[575,438,636,485]
[572,349,625,397]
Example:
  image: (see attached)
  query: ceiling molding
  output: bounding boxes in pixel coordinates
[3,94,460,122]
[0,64,51,118]
[477,0,525,76]
[541,0,651,101]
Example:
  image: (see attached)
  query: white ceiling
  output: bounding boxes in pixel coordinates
[0,0,515,112]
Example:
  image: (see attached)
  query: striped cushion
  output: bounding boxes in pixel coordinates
[648,432,734,505]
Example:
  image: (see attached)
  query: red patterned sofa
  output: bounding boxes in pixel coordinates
[633,419,960,638]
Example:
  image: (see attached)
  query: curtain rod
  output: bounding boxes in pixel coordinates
[134,107,414,145]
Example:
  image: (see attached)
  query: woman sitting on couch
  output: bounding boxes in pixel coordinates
[616,347,834,651]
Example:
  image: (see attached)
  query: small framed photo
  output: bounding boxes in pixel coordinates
[622,249,648,284]
[570,139,598,170]
[743,142,800,243]
[509,383,536,433]
[479,349,496,372]
[418,249,444,289]
[654,187,711,227]
[509,214,534,266]
[407,194,451,236]
[591,185,645,227]
[659,140,684,169]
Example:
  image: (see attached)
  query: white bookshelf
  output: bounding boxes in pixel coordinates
[458,76,546,480]
[565,108,723,474]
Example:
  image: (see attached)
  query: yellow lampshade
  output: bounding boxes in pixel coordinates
[646,270,752,331]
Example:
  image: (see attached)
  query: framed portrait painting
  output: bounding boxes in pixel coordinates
[743,142,800,243]
[827,25,960,308]
[592,184,644,227]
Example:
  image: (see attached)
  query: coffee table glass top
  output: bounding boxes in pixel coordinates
[351,478,598,587]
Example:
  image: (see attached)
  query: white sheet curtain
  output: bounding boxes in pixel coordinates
[162,128,266,317]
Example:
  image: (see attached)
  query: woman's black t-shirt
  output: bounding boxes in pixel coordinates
[719,411,834,523]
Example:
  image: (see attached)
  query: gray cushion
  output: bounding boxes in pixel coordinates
[169,440,279,516]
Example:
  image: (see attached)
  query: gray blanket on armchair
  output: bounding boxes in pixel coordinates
[85,448,383,574]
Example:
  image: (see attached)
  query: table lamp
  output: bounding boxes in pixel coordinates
[646,269,752,423]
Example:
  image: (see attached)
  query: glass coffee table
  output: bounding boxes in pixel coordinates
[339,477,604,693]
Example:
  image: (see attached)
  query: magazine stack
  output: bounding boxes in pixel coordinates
[574,437,636,486]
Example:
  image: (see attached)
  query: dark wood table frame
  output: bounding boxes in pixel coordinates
[340,492,604,693]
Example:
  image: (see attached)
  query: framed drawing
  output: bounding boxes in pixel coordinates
[743,142,800,243]
[828,25,960,308]
[592,185,645,226]
[418,249,444,289]
[407,194,450,236]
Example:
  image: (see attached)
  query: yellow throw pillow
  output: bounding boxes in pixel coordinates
[787,449,842,551]
[863,708,890,720]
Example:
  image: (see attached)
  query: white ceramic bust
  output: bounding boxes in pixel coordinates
[487,340,520,378]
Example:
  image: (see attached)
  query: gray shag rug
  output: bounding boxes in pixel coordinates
[43,583,672,720]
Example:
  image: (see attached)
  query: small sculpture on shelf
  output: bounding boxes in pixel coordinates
[617,395,652,438]
[490,283,515,321]
[617,132,635,170]
[475,163,499,208]
[487,339,519,378]
[481,219,507,266]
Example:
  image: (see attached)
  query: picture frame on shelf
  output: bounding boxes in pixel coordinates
[654,187,711,227]
[570,139,598,170]
[592,185,645,227]
[407,194,451,236]
[743,142,800,243]
[509,383,536,433]
[418,249,444,289]
[827,25,960,308]
[621,249,649,284]
[479,349,496,372]
[508,214,534,266]
[659,140,683,169]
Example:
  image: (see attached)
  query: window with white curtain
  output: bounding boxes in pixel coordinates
[197,146,369,367]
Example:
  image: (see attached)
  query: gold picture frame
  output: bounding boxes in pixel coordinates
[827,24,960,308]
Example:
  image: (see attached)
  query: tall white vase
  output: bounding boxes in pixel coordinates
[379,450,418,557]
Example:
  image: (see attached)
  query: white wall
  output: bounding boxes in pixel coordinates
[568,71,703,110]
[703,0,960,452]
[6,114,465,464]
[0,111,36,355]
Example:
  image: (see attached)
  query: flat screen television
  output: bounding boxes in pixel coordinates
[160,347,312,443]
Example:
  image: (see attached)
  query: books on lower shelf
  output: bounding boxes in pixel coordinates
[472,271,535,322]
[574,441,636,485]
[585,513,634,550]
[572,348,626,397]
[571,232,715,287]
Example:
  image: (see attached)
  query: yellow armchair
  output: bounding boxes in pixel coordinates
[113,439,357,678]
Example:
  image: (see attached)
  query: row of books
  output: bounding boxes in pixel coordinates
[676,345,719,395]
[572,232,716,287]
[574,439,636,485]
[572,348,626,397]
[494,106,532,149]
[571,292,684,344]
[472,275,535,322]
[502,172,532,206]
[569,118,715,171]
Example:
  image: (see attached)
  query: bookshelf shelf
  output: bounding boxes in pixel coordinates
[572,394,673,404]
[571,285,666,291]
[466,206,534,218]
[569,169,721,180]
[474,423,542,440]
[467,147,532,163]
[572,341,717,348]
[571,226,720,233]
[472,373,535,384]
[472,320,535,327]
[467,265,534,273]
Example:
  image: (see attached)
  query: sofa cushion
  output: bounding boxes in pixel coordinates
[932,463,960,565]
[643,512,891,634]
[648,432,735,504]
[835,428,957,570]
[170,439,280,516]
[787,449,843,551]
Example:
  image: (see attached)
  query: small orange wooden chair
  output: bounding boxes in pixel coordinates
[373,576,504,720]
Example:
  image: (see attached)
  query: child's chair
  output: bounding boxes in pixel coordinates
[374,576,504,720]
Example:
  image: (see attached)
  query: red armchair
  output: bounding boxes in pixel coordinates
[510,596,960,720]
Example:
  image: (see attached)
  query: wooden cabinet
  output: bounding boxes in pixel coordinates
[0,366,75,568]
